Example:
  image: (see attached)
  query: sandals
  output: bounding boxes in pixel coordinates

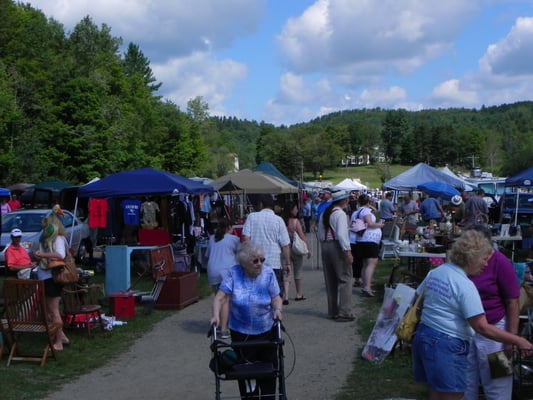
[360,289,375,298]
[335,314,355,322]
[294,296,306,301]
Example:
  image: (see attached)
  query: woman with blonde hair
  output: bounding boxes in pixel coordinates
[34,209,70,351]
[412,229,533,400]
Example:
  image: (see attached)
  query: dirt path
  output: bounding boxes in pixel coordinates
[44,237,364,400]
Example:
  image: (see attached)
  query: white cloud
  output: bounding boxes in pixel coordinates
[359,86,407,106]
[152,52,248,115]
[429,79,479,107]
[269,0,480,123]
[277,72,333,104]
[29,0,266,61]
[427,16,533,110]
[277,0,478,78]
[479,16,533,77]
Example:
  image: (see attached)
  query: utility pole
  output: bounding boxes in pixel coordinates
[468,154,478,168]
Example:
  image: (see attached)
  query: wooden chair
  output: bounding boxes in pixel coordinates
[61,284,104,338]
[0,311,10,361]
[3,279,61,366]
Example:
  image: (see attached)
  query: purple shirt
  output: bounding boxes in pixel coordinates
[468,250,520,324]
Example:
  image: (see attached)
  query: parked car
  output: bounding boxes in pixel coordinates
[500,193,533,225]
[0,209,91,269]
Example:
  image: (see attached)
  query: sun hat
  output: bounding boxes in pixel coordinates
[451,195,462,206]
[331,190,350,202]
[10,228,22,237]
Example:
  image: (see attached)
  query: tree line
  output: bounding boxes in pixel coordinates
[1,1,531,188]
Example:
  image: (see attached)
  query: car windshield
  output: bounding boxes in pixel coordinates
[1,212,48,233]
[503,194,533,209]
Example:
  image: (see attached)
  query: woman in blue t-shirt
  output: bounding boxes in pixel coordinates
[210,241,283,399]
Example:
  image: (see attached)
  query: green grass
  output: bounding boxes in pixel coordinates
[335,260,427,400]
[1,264,426,400]
[306,164,412,190]
[0,271,212,400]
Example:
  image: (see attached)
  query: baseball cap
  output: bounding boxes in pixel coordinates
[10,228,22,237]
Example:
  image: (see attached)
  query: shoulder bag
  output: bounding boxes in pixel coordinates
[350,209,367,236]
[292,232,309,256]
[395,287,425,343]
[51,238,79,285]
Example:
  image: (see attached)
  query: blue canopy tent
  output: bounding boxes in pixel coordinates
[253,161,301,188]
[74,168,214,244]
[0,188,10,197]
[77,168,213,198]
[505,166,533,188]
[382,163,474,191]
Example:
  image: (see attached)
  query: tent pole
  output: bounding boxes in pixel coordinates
[69,196,78,247]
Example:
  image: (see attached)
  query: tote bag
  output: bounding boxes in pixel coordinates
[292,232,309,256]
[395,288,424,343]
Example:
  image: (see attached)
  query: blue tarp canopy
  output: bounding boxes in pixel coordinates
[382,163,474,191]
[505,166,533,187]
[253,161,301,188]
[0,188,11,197]
[417,181,460,201]
[77,168,214,198]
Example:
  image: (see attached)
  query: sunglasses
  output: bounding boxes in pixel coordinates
[252,257,266,264]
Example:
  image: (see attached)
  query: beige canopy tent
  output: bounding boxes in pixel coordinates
[212,170,298,220]
[212,169,299,194]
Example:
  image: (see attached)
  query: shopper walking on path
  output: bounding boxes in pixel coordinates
[283,201,310,304]
[43,258,361,400]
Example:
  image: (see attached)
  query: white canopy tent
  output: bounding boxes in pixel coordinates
[334,178,367,191]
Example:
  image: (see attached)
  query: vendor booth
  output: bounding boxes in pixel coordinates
[504,166,533,254]
[77,168,213,296]
[212,169,298,221]
[382,163,474,192]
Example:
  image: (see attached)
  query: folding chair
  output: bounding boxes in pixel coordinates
[139,274,168,314]
[380,217,403,260]
[3,279,61,366]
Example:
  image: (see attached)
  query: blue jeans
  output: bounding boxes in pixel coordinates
[412,323,470,393]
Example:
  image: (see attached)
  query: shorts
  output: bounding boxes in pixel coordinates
[43,277,63,298]
[412,323,470,393]
[284,253,304,282]
[356,242,379,259]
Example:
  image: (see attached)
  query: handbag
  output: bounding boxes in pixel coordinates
[487,350,513,378]
[395,288,425,343]
[350,209,367,236]
[51,239,78,285]
[292,232,309,256]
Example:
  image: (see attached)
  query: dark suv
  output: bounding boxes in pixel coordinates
[500,193,533,225]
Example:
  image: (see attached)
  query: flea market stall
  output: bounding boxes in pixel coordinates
[77,168,213,304]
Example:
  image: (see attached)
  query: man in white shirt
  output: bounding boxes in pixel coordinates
[242,194,291,296]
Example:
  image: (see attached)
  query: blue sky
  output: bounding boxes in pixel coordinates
[26,0,533,126]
